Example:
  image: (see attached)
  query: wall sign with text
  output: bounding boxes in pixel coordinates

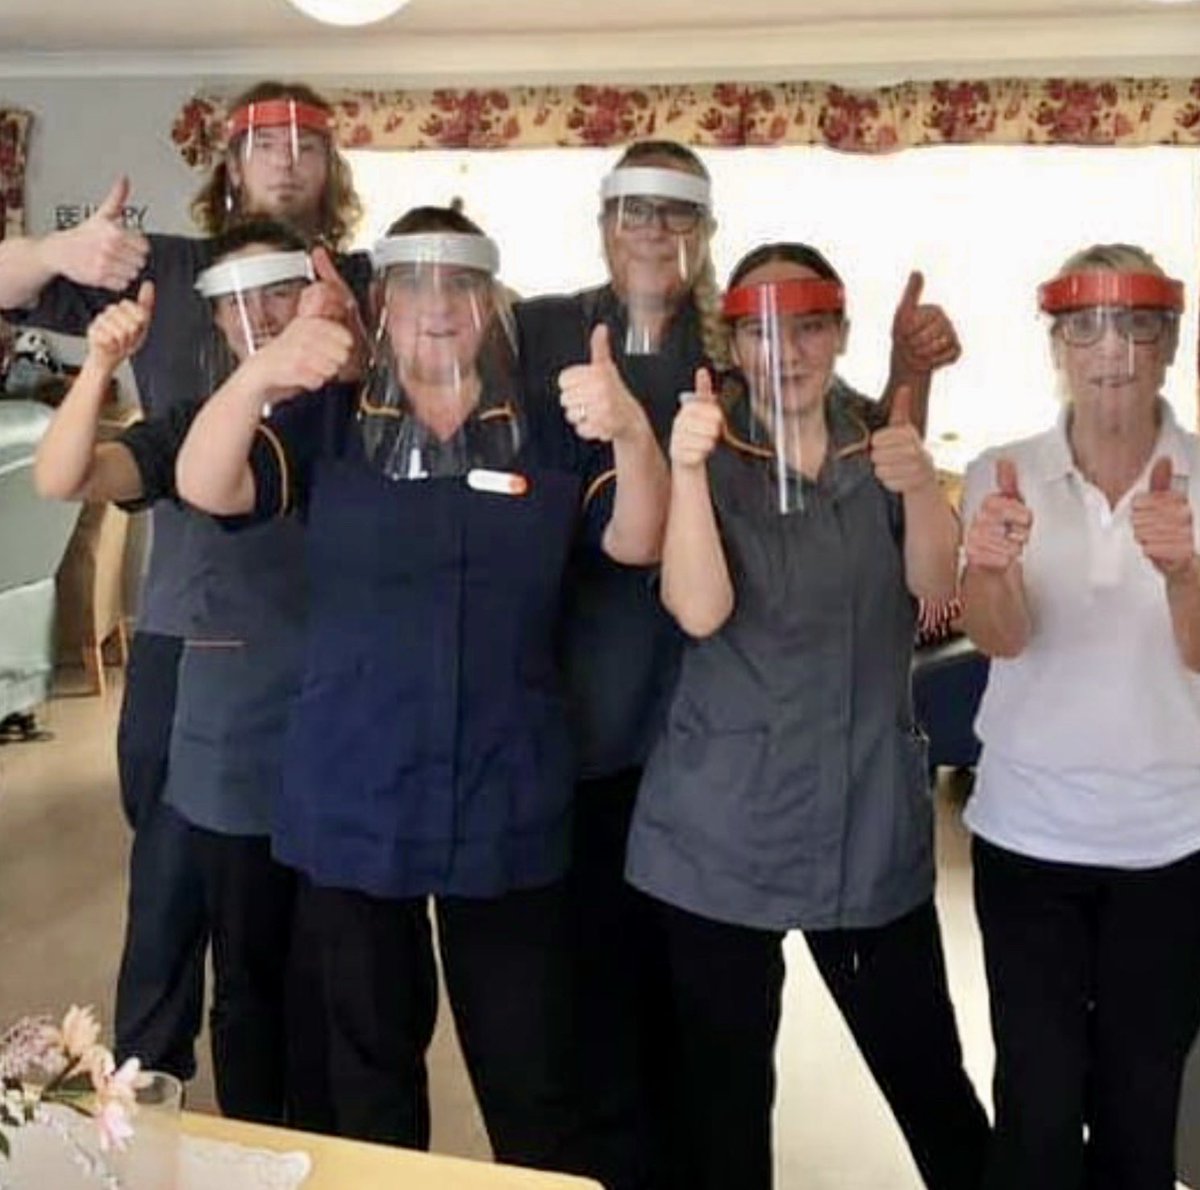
[53,203,148,231]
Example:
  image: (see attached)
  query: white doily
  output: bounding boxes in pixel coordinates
[181,1135,311,1190]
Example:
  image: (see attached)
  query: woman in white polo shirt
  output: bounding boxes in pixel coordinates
[961,243,1200,1190]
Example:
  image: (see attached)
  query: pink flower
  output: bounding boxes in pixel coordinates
[94,1100,134,1153]
[56,1006,100,1060]
[91,1053,144,1110]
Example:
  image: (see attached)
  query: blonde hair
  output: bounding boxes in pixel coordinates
[1057,242,1166,277]
[189,80,363,249]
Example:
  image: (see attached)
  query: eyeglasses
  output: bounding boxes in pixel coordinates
[1055,307,1176,347]
[610,196,705,235]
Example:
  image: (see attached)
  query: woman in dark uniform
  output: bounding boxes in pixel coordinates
[175,205,668,1173]
[625,242,989,1190]
[34,218,358,1125]
[519,142,969,1190]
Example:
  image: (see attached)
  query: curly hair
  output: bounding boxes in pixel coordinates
[189,81,363,250]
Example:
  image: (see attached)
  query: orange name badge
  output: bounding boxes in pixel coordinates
[466,468,530,497]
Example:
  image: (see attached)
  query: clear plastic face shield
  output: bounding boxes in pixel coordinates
[224,99,333,222]
[194,248,313,394]
[359,232,525,488]
[600,165,712,356]
[723,277,847,514]
[1039,270,1183,437]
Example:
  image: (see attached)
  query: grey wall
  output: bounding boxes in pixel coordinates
[2,76,231,613]
[5,77,203,242]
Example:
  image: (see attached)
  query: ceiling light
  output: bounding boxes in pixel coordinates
[284,0,411,26]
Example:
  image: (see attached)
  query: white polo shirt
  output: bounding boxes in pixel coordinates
[961,401,1200,869]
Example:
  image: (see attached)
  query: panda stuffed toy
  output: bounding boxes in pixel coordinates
[3,328,62,398]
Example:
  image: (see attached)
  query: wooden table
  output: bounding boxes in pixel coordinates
[181,1112,603,1190]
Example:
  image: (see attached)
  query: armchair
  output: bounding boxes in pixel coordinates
[0,400,80,735]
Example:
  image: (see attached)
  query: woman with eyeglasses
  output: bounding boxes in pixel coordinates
[623,241,988,1190]
[518,146,962,1190]
[961,244,1200,1190]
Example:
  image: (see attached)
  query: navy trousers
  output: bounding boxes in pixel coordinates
[113,632,207,1080]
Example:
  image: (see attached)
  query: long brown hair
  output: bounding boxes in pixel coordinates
[189,80,363,249]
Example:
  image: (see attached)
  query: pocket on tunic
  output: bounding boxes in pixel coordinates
[665,722,780,862]
[890,727,935,879]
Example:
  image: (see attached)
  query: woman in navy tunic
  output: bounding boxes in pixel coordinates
[625,243,989,1190]
[176,205,668,1172]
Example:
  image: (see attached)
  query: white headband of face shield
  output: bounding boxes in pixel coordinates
[600,166,712,211]
[371,233,500,277]
[195,251,313,299]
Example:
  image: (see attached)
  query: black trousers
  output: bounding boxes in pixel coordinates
[113,631,208,1081]
[974,837,1200,1190]
[654,896,989,1190]
[568,769,677,1190]
[190,827,295,1125]
[300,877,587,1174]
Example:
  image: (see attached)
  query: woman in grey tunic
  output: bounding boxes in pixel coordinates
[625,242,988,1190]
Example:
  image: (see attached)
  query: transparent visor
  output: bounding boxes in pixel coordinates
[723,278,847,514]
[359,234,524,485]
[195,250,313,394]
[224,100,332,210]
[601,166,712,356]
[1039,270,1183,398]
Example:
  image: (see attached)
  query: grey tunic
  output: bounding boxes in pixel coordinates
[626,382,933,932]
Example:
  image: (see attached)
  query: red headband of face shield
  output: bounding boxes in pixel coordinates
[722,278,845,321]
[1038,271,1184,314]
[225,99,333,142]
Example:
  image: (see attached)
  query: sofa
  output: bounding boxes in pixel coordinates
[0,400,81,734]
[912,633,990,776]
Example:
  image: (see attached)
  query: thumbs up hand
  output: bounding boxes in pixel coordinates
[85,280,155,371]
[890,270,961,377]
[1132,456,1196,577]
[869,385,937,495]
[669,367,724,470]
[965,457,1034,572]
[45,176,150,292]
[558,323,643,443]
[298,246,368,380]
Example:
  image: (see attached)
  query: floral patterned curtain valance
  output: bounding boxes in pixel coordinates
[172,76,1200,165]
[0,109,31,240]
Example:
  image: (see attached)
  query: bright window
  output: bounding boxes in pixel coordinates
[348,144,1200,468]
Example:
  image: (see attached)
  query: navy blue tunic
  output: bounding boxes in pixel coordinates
[517,285,699,777]
[242,384,613,898]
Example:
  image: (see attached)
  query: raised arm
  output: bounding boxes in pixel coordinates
[34,281,154,504]
[960,457,1034,658]
[869,385,959,601]
[558,323,669,566]
[0,177,148,310]
[175,315,353,516]
[879,270,961,439]
[660,369,733,638]
[1132,457,1200,673]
